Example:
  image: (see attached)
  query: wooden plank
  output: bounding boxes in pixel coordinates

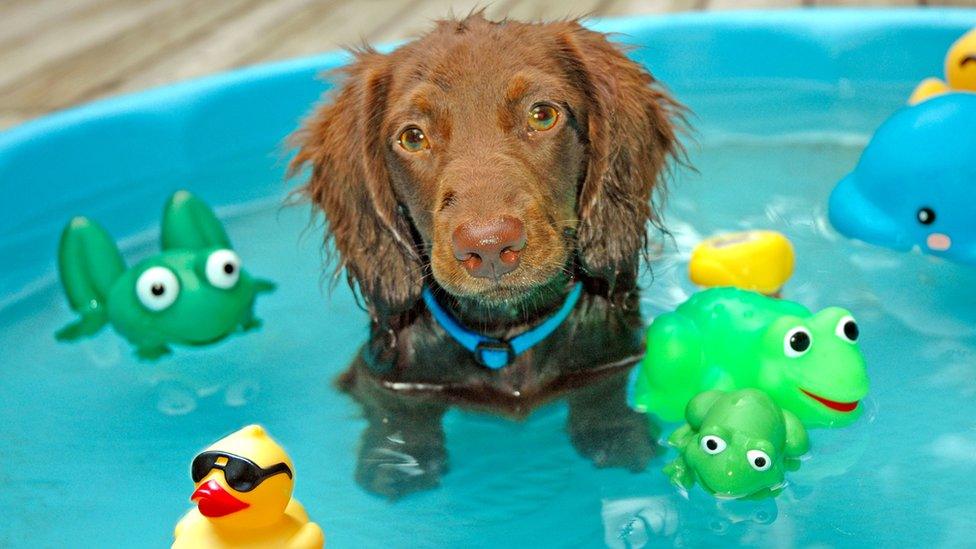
[0,0,187,94]
[602,0,705,14]
[0,0,102,44]
[814,0,916,5]
[706,0,804,8]
[111,0,323,96]
[0,0,267,110]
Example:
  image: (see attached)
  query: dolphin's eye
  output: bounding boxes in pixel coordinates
[136,267,180,312]
[747,450,772,471]
[700,435,727,455]
[784,327,812,357]
[961,55,976,68]
[206,249,241,290]
[916,207,936,225]
[835,315,859,343]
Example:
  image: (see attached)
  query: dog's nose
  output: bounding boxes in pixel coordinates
[452,216,526,279]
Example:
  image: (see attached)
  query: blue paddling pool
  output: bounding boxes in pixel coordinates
[2,9,976,548]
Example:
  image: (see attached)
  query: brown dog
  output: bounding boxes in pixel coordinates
[291,13,683,498]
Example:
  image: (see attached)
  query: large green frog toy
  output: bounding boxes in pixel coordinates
[56,191,275,360]
[634,288,869,428]
[665,389,809,500]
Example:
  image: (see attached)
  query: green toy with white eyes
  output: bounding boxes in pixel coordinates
[634,287,869,428]
[664,389,809,500]
[55,190,275,360]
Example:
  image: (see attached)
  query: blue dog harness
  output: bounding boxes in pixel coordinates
[421,282,584,369]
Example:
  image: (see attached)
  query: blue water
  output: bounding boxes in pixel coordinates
[3,68,976,549]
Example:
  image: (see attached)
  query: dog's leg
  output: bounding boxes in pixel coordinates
[566,370,659,472]
[341,364,450,499]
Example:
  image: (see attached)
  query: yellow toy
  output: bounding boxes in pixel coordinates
[909,28,976,105]
[172,425,324,549]
[688,230,794,296]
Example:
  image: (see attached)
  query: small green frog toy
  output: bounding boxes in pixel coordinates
[56,190,275,359]
[664,389,809,500]
[634,287,869,428]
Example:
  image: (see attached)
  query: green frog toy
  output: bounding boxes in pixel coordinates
[664,389,809,500]
[634,287,869,428]
[56,190,275,360]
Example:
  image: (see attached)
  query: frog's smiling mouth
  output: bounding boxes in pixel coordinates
[800,389,858,412]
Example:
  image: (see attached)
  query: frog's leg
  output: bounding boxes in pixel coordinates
[55,217,125,341]
[745,486,782,501]
[684,390,725,430]
[634,312,706,422]
[136,344,172,361]
[782,410,810,458]
[160,190,231,250]
[663,456,695,491]
[666,424,694,449]
[253,278,276,294]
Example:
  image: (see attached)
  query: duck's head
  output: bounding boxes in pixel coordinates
[189,425,295,530]
[946,28,976,92]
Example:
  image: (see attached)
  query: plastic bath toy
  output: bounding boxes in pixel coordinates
[688,230,795,295]
[664,389,809,500]
[56,190,274,359]
[909,27,976,105]
[828,93,976,265]
[634,288,869,428]
[173,425,324,549]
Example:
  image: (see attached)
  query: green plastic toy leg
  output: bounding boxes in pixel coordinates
[56,217,124,340]
[136,344,172,361]
[634,313,706,421]
[254,278,276,293]
[160,190,232,251]
[55,313,108,341]
[663,456,695,491]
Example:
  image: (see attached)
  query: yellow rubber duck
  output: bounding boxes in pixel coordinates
[688,230,794,296]
[173,425,324,549]
[909,27,976,105]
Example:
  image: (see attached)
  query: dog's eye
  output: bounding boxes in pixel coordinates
[398,126,429,152]
[528,104,559,132]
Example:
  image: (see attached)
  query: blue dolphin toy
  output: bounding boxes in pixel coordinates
[829,93,976,265]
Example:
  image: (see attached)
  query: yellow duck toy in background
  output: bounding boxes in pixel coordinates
[172,425,325,549]
[688,230,795,296]
[909,27,976,105]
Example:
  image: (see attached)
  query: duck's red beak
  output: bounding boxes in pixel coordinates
[191,479,250,517]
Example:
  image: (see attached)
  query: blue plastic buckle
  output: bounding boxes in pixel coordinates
[474,340,515,369]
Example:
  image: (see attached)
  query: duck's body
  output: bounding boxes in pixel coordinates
[173,499,323,549]
[909,28,976,105]
[688,230,794,295]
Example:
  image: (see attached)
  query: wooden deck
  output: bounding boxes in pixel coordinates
[1,0,973,130]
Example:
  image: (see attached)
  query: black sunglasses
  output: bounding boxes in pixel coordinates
[191,451,293,492]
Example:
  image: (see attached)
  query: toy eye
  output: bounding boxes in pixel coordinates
[835,315,859,343]
[700,435,727,455]
[747,450,772,471]
[136,267,180,311]
[916,207,936,225]
[528,104,559,131]
[398,126,429,152]
[784,327,812,357]
[206,249,241,289]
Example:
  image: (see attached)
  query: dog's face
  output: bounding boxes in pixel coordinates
[293,15,680,313]
[383,34,588,302]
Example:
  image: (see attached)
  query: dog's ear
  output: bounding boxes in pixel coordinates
[290,49,423,316]
[554,24,683,291]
